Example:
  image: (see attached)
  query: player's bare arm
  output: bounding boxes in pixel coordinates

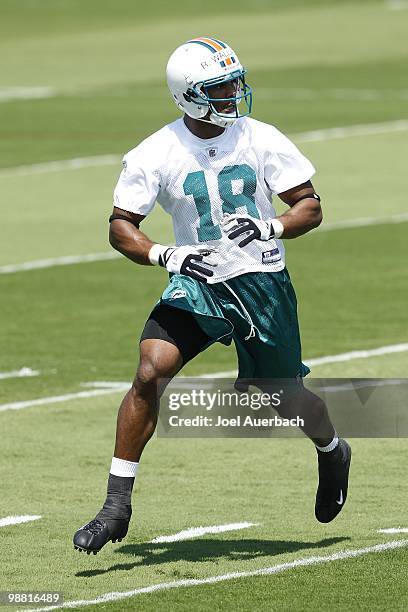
[109,207,151,265]
[109,206,218,282]
[277,180,323,238]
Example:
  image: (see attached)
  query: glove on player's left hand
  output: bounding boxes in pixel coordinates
[220,214,274,248]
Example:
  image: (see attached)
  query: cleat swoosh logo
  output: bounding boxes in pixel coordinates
[336,489,344,505]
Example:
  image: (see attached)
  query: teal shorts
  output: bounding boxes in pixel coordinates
[157,269,310,380]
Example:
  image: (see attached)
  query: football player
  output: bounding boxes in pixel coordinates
[73,37,351,554]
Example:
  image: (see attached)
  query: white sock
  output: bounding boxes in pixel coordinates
[110,457,139,478]
[315,435,339,453]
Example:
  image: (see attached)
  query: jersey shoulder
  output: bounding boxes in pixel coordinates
[243,117,294,149]
[243,118,315,192]
[122,120,181,171]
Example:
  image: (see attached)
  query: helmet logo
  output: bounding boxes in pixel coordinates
[219,55,236,68]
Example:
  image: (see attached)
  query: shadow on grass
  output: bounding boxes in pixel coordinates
[76,536,350,578]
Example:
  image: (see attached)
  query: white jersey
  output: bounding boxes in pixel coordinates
[113,117,315,283]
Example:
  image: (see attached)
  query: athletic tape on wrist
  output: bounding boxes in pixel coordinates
[148,243,167,266]
[271,218,284,239]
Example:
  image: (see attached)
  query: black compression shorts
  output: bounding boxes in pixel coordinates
[140,304,210,364]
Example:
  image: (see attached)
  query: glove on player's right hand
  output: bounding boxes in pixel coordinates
[150,244,218,282]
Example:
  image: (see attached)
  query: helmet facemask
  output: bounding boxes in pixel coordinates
[190,70,252,128]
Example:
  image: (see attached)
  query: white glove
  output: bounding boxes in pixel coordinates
[149,244,218,282]
[220,214,283,247]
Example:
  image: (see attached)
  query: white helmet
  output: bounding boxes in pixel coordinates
[166,37,252,129]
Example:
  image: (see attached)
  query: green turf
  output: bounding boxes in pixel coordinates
[1,1,407,167]
[1,0,408,610]
[1,221,407,404]
[1,404,407,608]
[2,2,406,90]
[0,0,346,41]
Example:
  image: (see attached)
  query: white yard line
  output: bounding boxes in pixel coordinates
[0,86,56,103]
[386,0,408,10]
[203,343,408,378]
[319,212,408,232]
[23,539,408,612]
[1,119,407,180]
[2,84,408,104]
[1,212,407,275]
[294,119,408,143]
[0,515,41,528]
[318,379,406,393]
[1,342,407,413]
[256,88,408,101]
[306,343,408,367]
[0,386,129,413]
[0,252,120,274]
[81,381,130,389]
[0,154,120,178]
[0,367,39,380]
[378,528,408,534]
[151,522,258,544]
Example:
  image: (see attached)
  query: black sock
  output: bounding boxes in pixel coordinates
[97,474,134,521]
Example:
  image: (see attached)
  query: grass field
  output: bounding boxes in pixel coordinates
[1,0,408,610]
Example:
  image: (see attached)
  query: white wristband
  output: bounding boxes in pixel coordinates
[271,218,284,239]
[148,243,167,266]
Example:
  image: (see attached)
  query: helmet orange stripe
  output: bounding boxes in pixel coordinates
[210,38,227,48]
[195,37,223,52]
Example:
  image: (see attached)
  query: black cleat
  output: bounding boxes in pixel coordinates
[315,439,352,523]
[73,517,129,554]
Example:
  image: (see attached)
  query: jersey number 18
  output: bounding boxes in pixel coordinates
[183,163,259,242]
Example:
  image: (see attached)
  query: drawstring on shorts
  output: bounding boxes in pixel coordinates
[221,282,256,341]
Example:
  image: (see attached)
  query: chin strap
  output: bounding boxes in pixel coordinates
[195,114,235,129]
[209,113,236,128]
